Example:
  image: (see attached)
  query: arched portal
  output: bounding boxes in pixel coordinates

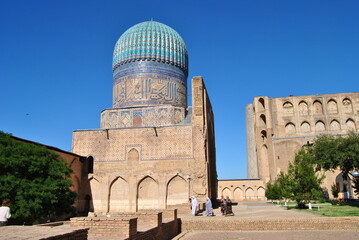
[257,187,265,200]
[166,175,188,206]
[245,188,255,200]
[222,188,232,199]
[137,176,159,210]
[109,177,129,211]
[233,188,243,201]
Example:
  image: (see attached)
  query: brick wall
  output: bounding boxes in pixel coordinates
[70,217,137,238]
[70,210,180,240]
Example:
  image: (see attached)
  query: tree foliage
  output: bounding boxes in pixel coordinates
[288,149,325,204]
[0,131,76,224]
[265,148,324,205]
[310,133,359,179]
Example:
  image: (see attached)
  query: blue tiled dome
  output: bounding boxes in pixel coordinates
[112,21,188,75]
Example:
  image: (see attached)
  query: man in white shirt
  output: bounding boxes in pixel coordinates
[0,199,11,226]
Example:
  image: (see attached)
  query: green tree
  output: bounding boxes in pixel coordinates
[0,131,76,225]
[265,172,292,202]
[265,181,282,202]
[288,149,325,206]
[310,133,359,179]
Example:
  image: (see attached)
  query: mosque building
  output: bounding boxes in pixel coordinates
[218,93,359,201]
[72,21,217,213]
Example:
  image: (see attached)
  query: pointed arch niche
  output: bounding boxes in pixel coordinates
[283,101,294,114]
[257,187,265,200]
[327,99,338,114]
[133,115,142,127]
[342,98,353,113]
[137,176,159,210]
[128,148,139,161]
[166,175,188,206]
[259,114,266,128]
[222,188,232,199]
[233,188,243,201]
[315,121,326,132]
[109,177,129,211]
[330,120,341,131]
[313,100,323,114]
[300,121,311,133]
[285,122,296,134]
[298,101,309,115]
[346,119,356,131]
[245,188,255,200]
[258,98,265,111]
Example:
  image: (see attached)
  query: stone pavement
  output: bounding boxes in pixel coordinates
[1,202,359,240]
[175,202,359,240]
[179,201,320,219]
[176,230,359,240]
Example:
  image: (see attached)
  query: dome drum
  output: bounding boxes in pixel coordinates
[112,21,188,109]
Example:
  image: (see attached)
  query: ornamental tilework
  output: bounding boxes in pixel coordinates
[72,126,194,162]
[113,62,187,108]
[112,21,188,75]
[100,106,186,128]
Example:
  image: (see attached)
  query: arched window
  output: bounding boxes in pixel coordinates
[346,119,356,131]
[258,98,265,111]
[298,101,309,115]
[300,122,311,133]
[283,101,294,114]
[342,98,353,113]
[313,100,323,114]
[315,121,326,131]
[128,148,139,161]
[330,120,341,131]
[285,122,296,134]
[259,114,266,128]
[261,130,267,142]
[327,99,338,114]
[133,115,142,127]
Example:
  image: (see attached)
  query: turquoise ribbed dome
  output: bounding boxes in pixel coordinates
[112,21,188,75]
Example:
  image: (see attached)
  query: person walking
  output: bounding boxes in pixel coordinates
[191,196,198,216]
[0,199,11,226]
[205,197,214,216]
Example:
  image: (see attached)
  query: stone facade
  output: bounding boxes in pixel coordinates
[72,21,217,213]
[72,76,217,213]
[246,92,359,198]
[217,179,266,201]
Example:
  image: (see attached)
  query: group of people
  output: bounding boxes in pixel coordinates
[190,195,233,217]
[0,199,11,226]
[220,195,234,216]
[190,196,214,217]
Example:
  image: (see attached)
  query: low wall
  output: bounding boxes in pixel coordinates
[71,209,179,239]
[180,217,359,231]
[71,217,137,238]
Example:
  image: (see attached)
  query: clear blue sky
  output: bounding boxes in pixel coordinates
[1,0,359,179]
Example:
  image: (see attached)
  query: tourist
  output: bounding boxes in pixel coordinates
[220,195,225,215]
[191,196,198,216]
[0,199,11,226]
[205,197,214,216]
[224,196,234,216]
